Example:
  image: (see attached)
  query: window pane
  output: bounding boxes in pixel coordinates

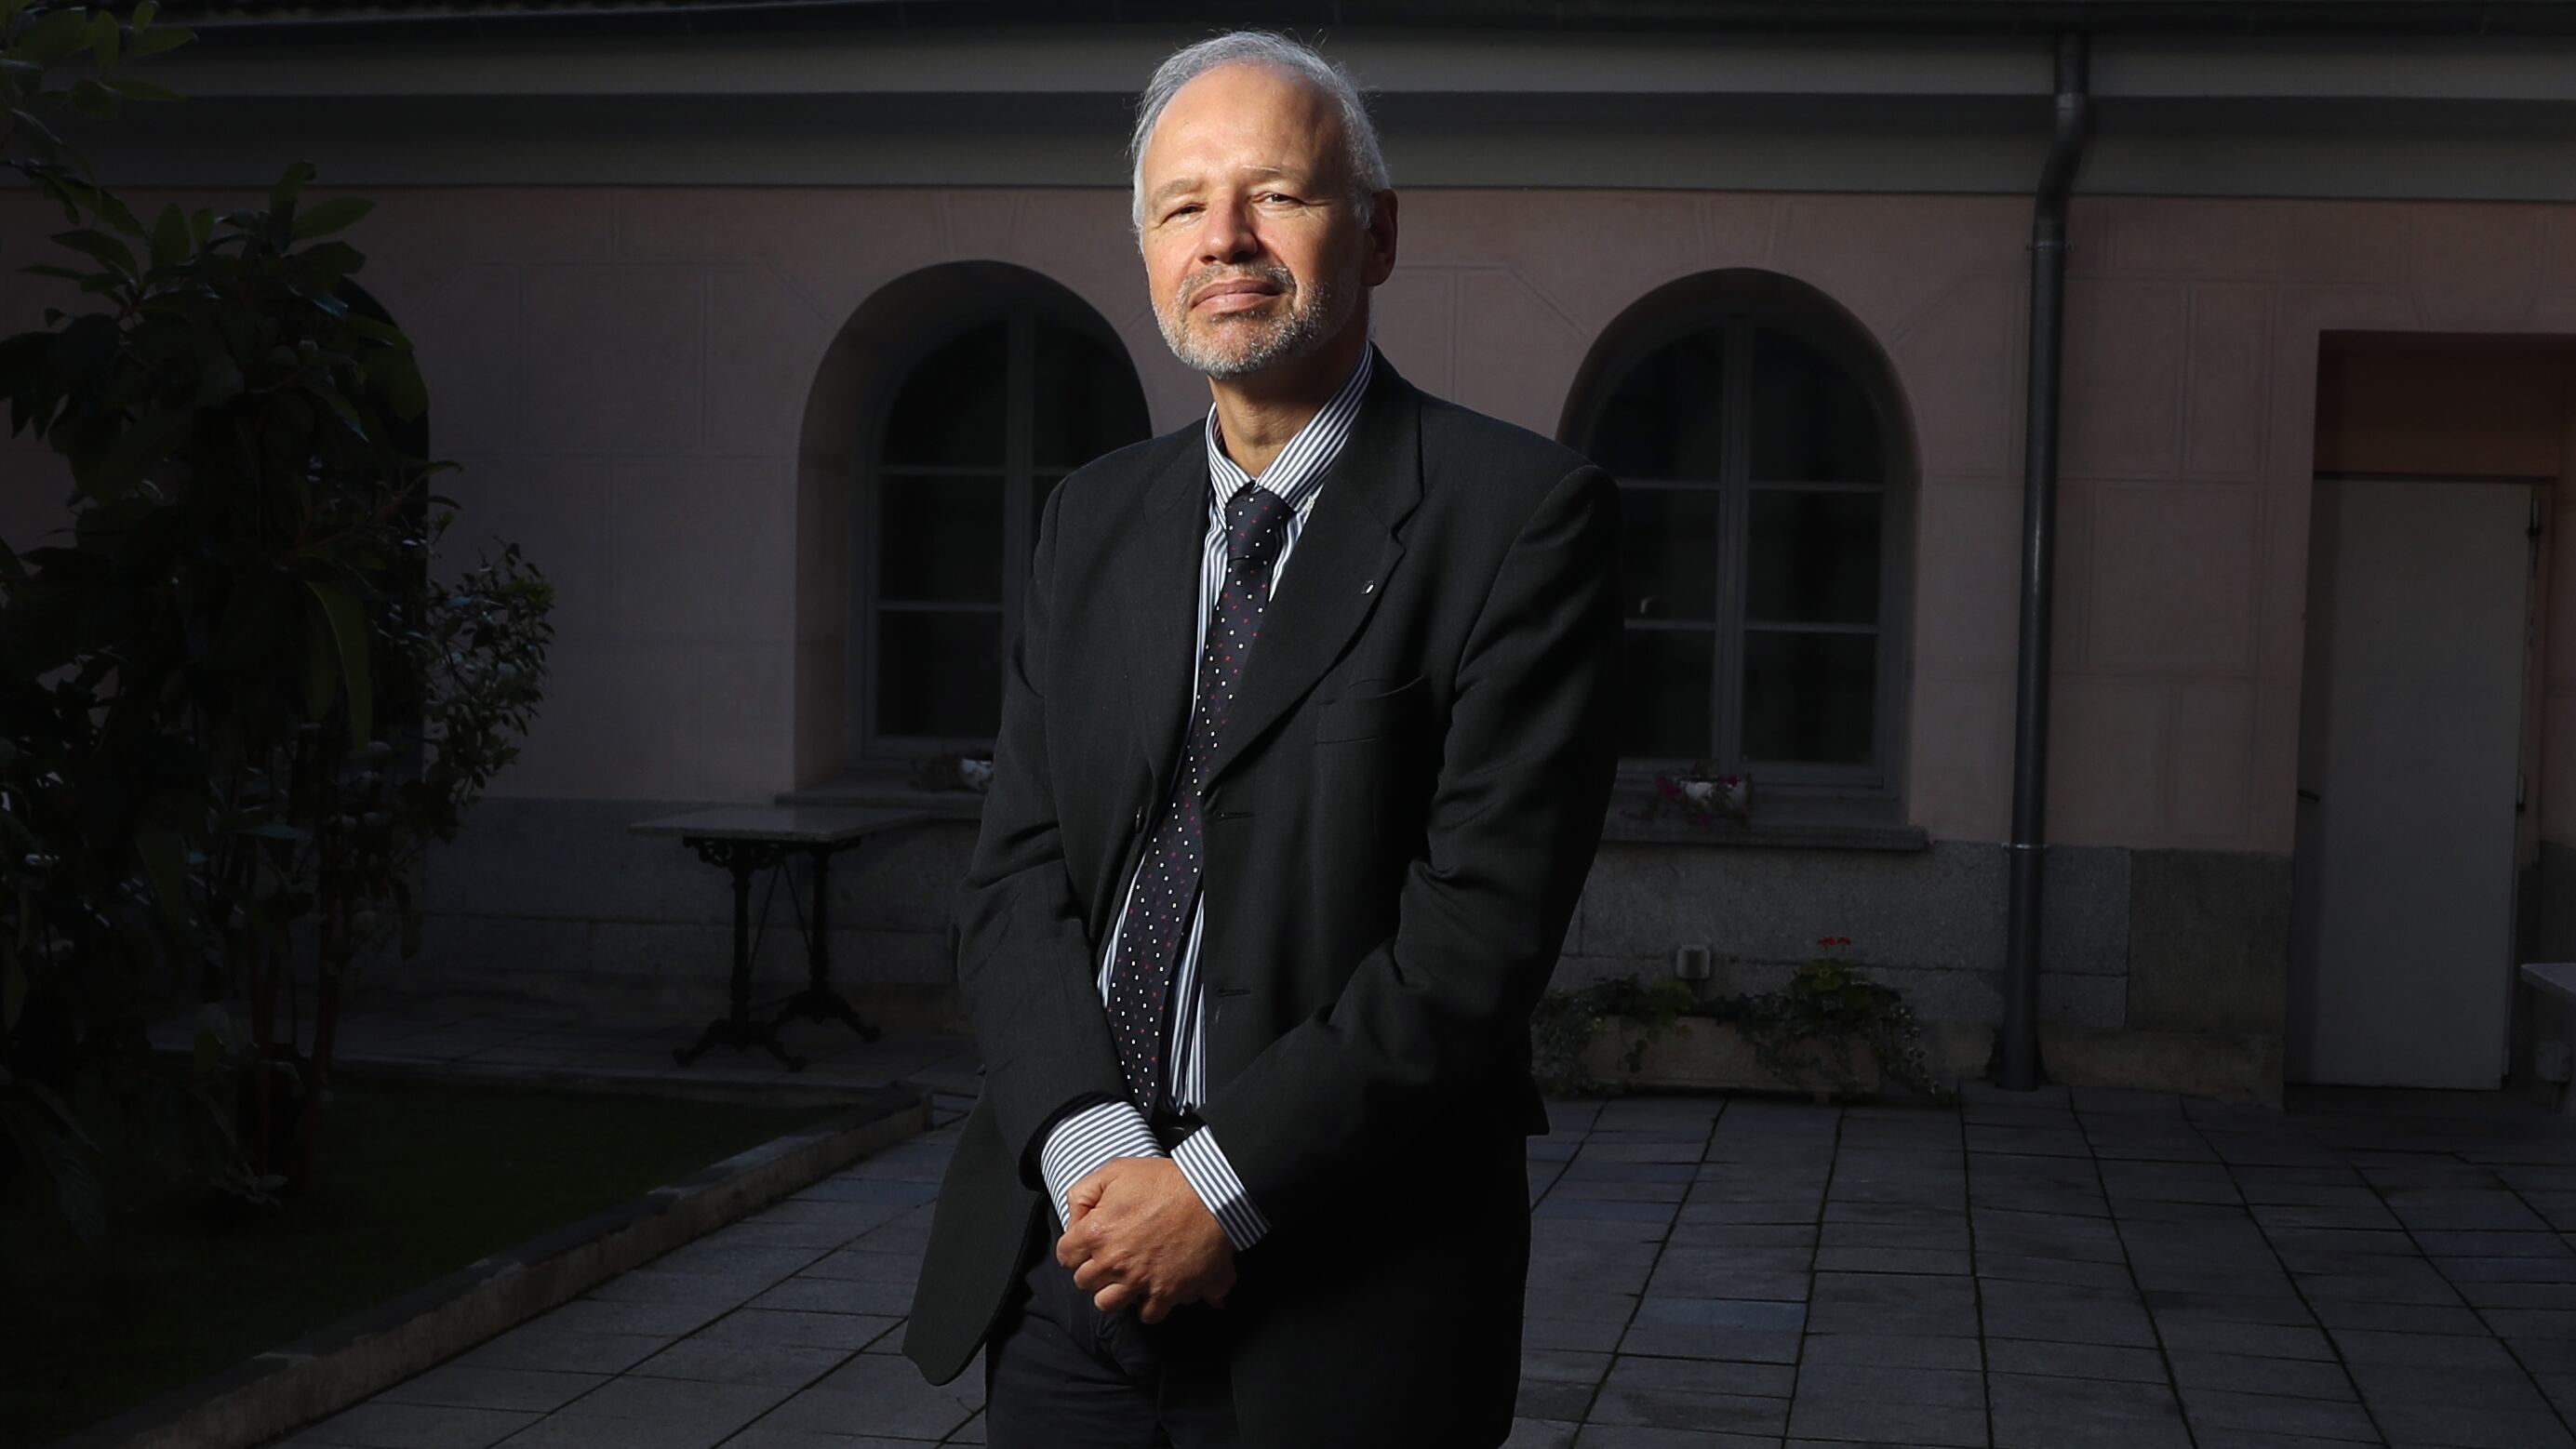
[1619,628,1716,761]
[877,609,1002,738]
[883,321,1008,467]
[1033,324,1152,470]
[1749,326,1880,484]
[1588,330,1725,482]
[1746,488,1881,625]
[1742,629,1875,764]
[878,472,1003,604]
[1619,485,1721,622]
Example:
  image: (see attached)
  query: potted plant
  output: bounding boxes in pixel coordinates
[1635,759,1750,826]
[1534,937,1955,1104]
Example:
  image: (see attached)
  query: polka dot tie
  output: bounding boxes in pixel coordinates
[1107,484,1297,1113]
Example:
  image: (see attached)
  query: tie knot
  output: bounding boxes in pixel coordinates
[1224,485,1295,569]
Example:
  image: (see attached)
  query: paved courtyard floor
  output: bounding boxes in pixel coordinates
[247,998,2576,1449]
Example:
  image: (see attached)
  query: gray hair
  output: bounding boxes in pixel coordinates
[1128,30,1391,233]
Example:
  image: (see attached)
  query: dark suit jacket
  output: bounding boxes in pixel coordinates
[902,349,1622,1449]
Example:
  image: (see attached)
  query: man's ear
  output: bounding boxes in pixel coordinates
[1363,189,1399,286]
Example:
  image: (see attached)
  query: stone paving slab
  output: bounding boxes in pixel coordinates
[234,997,2576,1448]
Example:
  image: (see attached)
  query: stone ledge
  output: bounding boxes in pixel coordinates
[784,770,1934,851]
[1596,810,1931,851]
[775,772,983,819]
[2522,961,2576,1006]
[46,1082,929,1449]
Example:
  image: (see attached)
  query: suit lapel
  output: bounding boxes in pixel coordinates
[1108,434,1209,805]
[1201,351,1421,796]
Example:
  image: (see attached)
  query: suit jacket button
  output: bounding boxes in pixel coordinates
[1133,804,1145,830]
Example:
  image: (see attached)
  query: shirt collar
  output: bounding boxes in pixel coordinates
[1203,345,1375,517]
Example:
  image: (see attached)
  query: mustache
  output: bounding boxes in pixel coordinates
[1178,263,1297,310]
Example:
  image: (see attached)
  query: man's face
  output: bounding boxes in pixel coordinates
[1136,62,1388,379]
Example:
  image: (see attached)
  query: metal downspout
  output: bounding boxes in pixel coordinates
[1995,31,2092,1093]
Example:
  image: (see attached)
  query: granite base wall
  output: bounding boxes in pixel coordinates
[399,796,978,1031]
[407,798,2295,1096]
[1557,838,2290,1101]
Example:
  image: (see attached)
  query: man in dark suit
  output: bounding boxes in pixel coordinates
[902,30,1622,1449]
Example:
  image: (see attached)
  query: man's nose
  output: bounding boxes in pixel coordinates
[1194,199,1259,265]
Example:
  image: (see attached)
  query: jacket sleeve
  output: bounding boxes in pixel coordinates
[1189,461,1623,1237]
[952,476,1135,1191]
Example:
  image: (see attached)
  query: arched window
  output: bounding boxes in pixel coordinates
[860,301,1150,754]
[1565,271,1910,799]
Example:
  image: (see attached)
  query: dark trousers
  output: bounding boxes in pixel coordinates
[982,1112,1243,1449]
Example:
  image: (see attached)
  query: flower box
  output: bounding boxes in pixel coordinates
[1579,1017,1882,1100]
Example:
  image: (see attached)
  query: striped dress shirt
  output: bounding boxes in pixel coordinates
[1035,345,1376,1252]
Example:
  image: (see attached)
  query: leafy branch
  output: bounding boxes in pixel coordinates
[0,5,554,1245]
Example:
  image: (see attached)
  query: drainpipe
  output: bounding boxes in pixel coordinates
[1996,31,2093,1093]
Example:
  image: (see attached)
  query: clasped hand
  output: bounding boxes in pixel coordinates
[1056,1156,1236,1323]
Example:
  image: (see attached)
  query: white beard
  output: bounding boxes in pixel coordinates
[1156,263,1350,379]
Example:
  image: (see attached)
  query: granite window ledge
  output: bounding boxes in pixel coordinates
[1595,804,1929,852]
[783,768,1930,852]
[778,768,986,820]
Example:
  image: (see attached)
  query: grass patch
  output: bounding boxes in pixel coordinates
[1,1079,852,1447]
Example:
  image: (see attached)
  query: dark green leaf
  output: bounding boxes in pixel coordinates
[304,578,371,746]
[128,24,194,60]
[49,227,135,279]
[42,311,119,386]
[194,352,242,407]
[343,314,409,349]
[16,8,89,63]
[100,75,182,103]
[287,281,350,317]
[87,8,119,71]
[267,160,315,217]
[93,189,143,239]
[366,347,427,422]
[307,381,365,439]
[79,406,188,502]
[64,77,117,122]
[148,202,187,269]
[294,241,364,278]
[9,105,62,152]
[291,195,372,239]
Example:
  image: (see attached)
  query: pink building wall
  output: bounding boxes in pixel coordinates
[4,185,2570,858]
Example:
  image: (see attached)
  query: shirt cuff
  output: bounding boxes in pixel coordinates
[1036,1097,1164,1230]
[1172,1124,1272,1251]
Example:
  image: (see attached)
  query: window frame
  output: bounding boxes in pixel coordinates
[1564,277,1914,804]
[850,299,1142,762]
